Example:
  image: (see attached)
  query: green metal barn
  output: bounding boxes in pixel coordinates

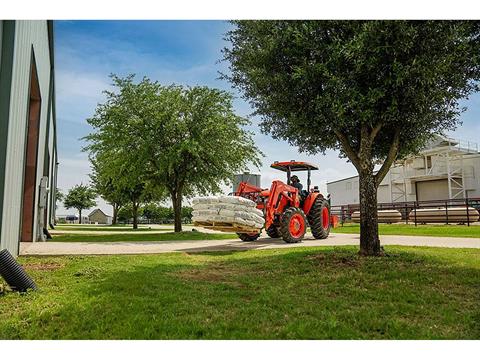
[0,20,58,256]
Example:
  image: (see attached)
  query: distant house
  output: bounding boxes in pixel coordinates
[88,209,112,225]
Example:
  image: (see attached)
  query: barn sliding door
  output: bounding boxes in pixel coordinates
[21,53,41,242]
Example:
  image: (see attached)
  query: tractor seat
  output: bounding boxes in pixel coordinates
[299,190,309,207]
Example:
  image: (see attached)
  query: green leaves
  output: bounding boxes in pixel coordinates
[223,21,480,161]
[84,74,262,231]
[63,184,97,212]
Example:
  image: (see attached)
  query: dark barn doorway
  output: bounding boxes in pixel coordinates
[21,54,41,242]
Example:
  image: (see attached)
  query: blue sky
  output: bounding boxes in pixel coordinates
[55,20,480,215]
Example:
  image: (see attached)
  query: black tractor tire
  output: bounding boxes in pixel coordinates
[266,225,280,238]
[279,207,307,243]
[308,197,331,239]
[237,233,261,242]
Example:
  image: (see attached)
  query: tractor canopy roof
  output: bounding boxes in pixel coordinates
[270,161,319,172]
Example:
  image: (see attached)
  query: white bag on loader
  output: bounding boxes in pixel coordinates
[192,196,264,232]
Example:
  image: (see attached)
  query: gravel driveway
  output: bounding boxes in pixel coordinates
[20,233,480,256]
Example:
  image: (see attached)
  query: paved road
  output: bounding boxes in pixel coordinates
[19,233,480,256]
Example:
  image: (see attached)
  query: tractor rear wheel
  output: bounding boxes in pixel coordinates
[237,233,260,242]
[308,197,331,239]
[280,207,307,243]
[266,225,280,238]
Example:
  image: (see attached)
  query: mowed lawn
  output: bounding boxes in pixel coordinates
[54,225,163,232]
[1,246,479,339]
[50,231,237,242]
[332,223,480,238]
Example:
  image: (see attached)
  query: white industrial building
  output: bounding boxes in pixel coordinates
[0,20,58,256]
[327,136,480,206]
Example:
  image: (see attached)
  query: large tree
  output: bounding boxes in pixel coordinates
[85,81,166,229]
[85,75,262,232]
[223,20,480,256]
[63,184,97,224]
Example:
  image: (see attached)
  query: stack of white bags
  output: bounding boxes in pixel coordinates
[192,196,265,231]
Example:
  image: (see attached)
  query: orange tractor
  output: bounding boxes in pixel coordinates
[234,161,334,243]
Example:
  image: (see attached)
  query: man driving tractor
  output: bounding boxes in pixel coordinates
[290,175,303,192]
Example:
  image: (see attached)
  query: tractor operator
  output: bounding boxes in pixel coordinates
[291,175,303,192]
[291,175,308,206]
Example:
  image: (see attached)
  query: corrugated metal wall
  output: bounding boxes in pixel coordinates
[1,21,53,255]
[0,21,3,66]
[45,104,55,226]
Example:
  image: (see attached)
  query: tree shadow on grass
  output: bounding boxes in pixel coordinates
[3,247,479,340]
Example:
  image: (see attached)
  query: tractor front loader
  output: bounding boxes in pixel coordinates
[234,161,333,243]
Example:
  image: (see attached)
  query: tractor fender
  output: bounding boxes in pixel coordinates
[303,192,323,216]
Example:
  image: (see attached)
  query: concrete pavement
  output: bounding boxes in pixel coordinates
[19,233,480,256]
[49,224,215,235]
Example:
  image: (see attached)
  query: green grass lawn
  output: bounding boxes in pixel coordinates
[54,226,167,232]
[59,223,134,227]
[0,246,478,339]
[332,223,480,238]
[50,231,237,242]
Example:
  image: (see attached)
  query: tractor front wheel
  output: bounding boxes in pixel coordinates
[266,225,280,238]
[280,207,307,243]
[308,197,331,239]
[237,233,260,242]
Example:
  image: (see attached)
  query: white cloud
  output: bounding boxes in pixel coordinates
[56,155,92,192]
[57,70,112,100]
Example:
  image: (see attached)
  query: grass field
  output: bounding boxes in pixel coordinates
[54,226,166,232]
[332,223,480,238]
[50,231,237,242]
[1,246,478,339]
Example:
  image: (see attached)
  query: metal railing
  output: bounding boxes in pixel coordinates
[119,218,192,225]
[331,197,480,226]
[422,137,479,153]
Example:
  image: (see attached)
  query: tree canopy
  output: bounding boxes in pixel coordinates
[223,20,480,255]
[85,75,262,231]
[63,184,97,224]
[140,203,193,224]
[88,148,160,228]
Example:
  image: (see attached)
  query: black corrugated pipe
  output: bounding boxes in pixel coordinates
[43,227,52,239]
[0,249,37,292]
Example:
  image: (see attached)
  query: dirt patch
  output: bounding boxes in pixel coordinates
[23,262,64,271]
[307,253,361,267]
[179,269,226,282]
[176,264,245,287]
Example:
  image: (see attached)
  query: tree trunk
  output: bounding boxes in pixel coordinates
[112,204,119,225]
[358,170,382,256]
[132,202,138,229]
[171,192,183,232]
[78,209,82,224]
